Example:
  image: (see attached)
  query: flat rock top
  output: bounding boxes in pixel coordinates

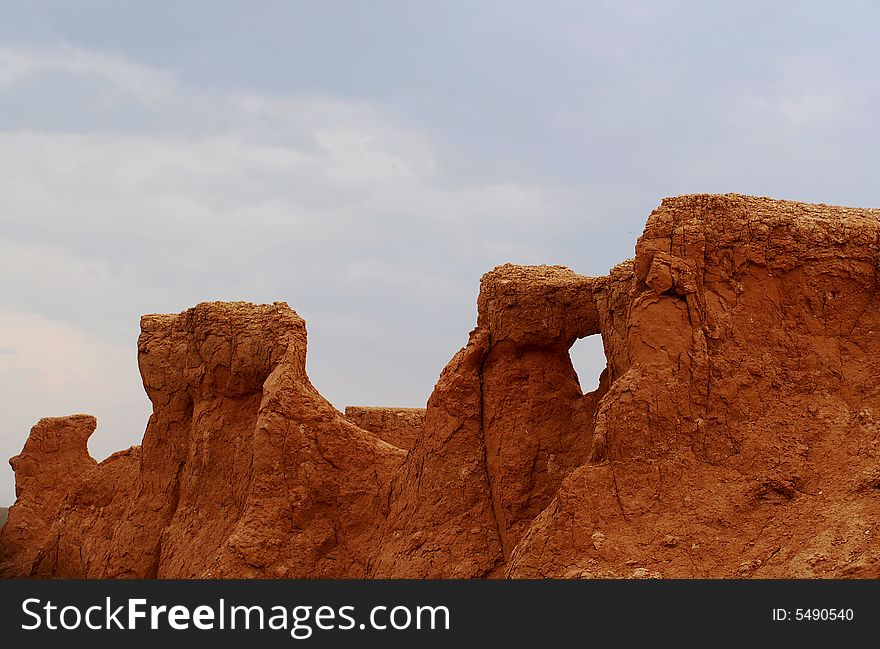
[345,406,426,414]
[34,413,96,428]
[657,193,880,227]
[141,300,300,327]
[666,192,880,212]
[481,263,596,287]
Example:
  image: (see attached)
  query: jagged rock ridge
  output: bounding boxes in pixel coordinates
[3,193,880,578]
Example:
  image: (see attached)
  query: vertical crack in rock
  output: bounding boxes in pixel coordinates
[477,330,508,565]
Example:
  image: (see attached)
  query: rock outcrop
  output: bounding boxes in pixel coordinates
[0,415,97,576]
[3,193,880,578]
[507,194,880,578]
[344,407,424,451]
[1,302,404,578]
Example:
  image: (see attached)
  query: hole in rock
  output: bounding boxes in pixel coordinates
[569,335,607,393]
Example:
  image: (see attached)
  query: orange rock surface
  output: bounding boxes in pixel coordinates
[344,407,424,451]
[3,193,880,578]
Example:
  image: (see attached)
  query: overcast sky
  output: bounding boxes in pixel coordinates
[2,1,879,505]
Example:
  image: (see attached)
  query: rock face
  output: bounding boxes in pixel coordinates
[0,415,97,576]
[3,193,880,578]
[344,407,424,451]
[508,194,880,578]
[368,265,608,577]
[0,302,404,578]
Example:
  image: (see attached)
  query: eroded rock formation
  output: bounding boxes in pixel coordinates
[3,193,880,578]
[0,415,97,576]
[1,302,404,578]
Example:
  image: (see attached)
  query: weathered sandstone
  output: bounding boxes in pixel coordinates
[344,407,424,451]
[3,194,880,578]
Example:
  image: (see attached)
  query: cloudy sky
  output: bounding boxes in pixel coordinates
[2,1,879,504]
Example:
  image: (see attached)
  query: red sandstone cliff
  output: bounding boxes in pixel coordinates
[2,193,880,578]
